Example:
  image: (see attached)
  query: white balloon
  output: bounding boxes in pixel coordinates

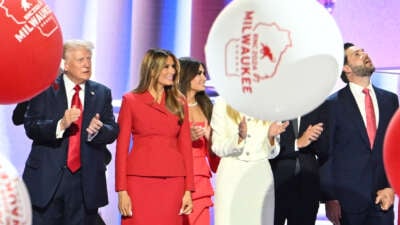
[205,0,343,120]
[0,153,32,225]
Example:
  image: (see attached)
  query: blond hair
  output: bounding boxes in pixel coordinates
[63,40,94,60]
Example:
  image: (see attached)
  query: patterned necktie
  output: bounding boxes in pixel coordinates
[67,85,82,172]
[363,88,376,149]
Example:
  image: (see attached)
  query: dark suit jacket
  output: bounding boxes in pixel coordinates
[270,102,329,201]
[320,85,398,213]
[23,75,119,210]
[12,101,29,125]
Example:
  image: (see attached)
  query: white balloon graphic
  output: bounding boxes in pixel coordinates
[205,0,343,120]
[0,153,32,225]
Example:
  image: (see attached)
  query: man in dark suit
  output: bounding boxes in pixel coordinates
[270,102,328,225]
[320,42,398,225]
[23,40,119,225]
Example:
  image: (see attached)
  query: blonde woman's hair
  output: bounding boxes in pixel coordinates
[226,104,242,124]
[226,104,269,126]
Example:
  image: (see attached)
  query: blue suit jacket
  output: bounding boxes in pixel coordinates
[320,85,398,212]
[23,75,119,209]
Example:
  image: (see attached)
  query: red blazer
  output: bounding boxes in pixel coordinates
[115,91,194,191]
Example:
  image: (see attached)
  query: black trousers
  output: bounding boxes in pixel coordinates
[32,168,98,225]
[340,204,394,225]
[273,158,319,225]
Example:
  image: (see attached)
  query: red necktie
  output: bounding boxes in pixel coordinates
[363,88,376,149]
[67,85,82,172]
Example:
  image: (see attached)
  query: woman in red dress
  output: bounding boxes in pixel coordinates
[116,49,194,225]
[179,57,220,225]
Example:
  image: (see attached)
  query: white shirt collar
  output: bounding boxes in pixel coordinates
[63,75,85,92]
[349,82,374,95]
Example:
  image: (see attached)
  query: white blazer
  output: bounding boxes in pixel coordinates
[210,97,279,161]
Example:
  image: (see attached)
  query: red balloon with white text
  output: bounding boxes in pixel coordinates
[0,0,62,104]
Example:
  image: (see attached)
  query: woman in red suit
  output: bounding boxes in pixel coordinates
[179,57,220,225]
[116,49,194,225]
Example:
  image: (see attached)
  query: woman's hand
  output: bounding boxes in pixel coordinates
[190,125,205,141]
[375,187,395,211]
[238,117,247,142]
[190,124,211,141]
[179,190,193,215]
[118,190,133,217]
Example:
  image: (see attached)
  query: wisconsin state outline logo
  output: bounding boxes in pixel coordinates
[224,11,293,94]
[0,0,59,43]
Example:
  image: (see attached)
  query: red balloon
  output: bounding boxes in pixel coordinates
[383,109,400,195]
[0,0,63,104]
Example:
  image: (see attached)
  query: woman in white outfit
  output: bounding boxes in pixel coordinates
[211,97,289,225]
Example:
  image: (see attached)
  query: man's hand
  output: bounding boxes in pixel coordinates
[60,107,81,130]
[86,113,103,135]
[375,187,394,210]
[268,121,289,139]
[297,122,323,148]
[326,200,341,225]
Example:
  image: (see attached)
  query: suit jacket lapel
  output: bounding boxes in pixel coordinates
[342,86,370,147]
[140,91,168,115]
[374,87,385,142]
[83,81,96,128]
[52,75,68,115]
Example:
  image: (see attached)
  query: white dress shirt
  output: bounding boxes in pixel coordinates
[56,76,85,138]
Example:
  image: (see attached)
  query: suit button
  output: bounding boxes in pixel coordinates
[246,152,250,156]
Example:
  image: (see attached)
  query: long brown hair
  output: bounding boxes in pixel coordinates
[178,57,213,121]
[134,49,184,122]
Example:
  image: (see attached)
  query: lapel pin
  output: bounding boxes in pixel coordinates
[52,82,59,91]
